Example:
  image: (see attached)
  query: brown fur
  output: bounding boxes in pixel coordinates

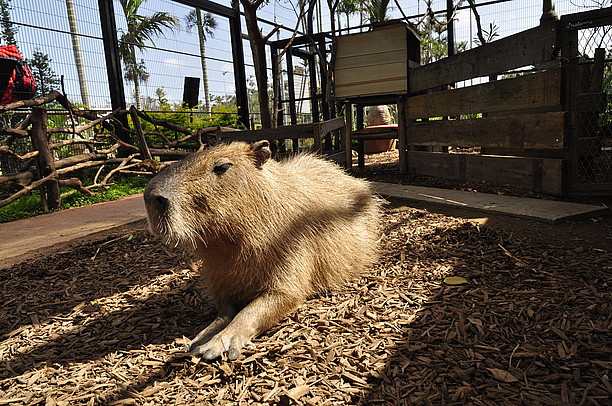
[144,140,381,360]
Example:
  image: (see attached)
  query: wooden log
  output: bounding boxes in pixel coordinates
[136,109,191,135]
[0,90,61,111]
[0,173,56,208]
[129,105,153,160]
[54,152,108,170]
[0,145,39,161]
[0,127,29,137]
[0,169,36,186]
[56,157,129,175]
[218,123,317,142]
[47,108,121,135]
[48,139,106,150]
[58,178,94,196]
[317,117,345,134]
[149,148,191,157]
[312,117,344,153]
[31,107,60,210]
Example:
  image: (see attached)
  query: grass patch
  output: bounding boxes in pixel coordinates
[0,176,149,223]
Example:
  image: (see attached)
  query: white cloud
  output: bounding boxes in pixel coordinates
[163,58,187,67]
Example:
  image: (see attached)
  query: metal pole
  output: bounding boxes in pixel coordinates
[230,0,250,128]
[447,0,455,56]
[97,0,126,111]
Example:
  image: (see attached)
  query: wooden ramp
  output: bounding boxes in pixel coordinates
[372,182,610,224]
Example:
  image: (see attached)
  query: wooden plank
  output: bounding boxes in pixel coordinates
[336,50,407,70]
[317,116,345,134]
[344,103,353,169]
[408,112,566,149]
[219,123,315,142]
[397,96,407,175]
[408,68,562,119]
[336,77,407,99]
[218,118,344,146]
[336,25,407,58]
[336,63,407,84]
[560,6,612,27]
[406,151,565,195]
[352,131,398,141]
[312,122,322,152]
[409,21,558,93]
[590,48,605,92]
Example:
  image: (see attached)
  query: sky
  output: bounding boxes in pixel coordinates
[5,0,611,110]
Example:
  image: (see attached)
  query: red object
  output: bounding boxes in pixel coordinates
[0,45,37,104]
[0,44,23,59]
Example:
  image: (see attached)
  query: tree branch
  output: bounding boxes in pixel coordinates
[0,173,56,208]
[58,178,94,196]
[0,90,62,111]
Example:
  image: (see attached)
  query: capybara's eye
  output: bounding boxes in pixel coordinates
[213,162,233,175]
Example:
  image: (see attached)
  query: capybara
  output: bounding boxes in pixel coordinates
[144,140,381,360]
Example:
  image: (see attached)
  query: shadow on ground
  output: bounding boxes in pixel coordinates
[0,204,610,405]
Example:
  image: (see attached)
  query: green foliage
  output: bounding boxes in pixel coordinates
[0,176,148,223]
[155,87,169,108]
[473,22,500,46]
[118,0,179,107]
[419,10,468,64]
[185,8,217,39]
[366,0,391,23]
[26,49,61,97]
[137,103,240,145]
[0,0,17,46]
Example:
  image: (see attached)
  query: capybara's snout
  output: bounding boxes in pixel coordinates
[143,176,175,237]
[145,190,170,213]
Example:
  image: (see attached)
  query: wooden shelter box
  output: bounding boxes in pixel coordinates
[335,22,420,99]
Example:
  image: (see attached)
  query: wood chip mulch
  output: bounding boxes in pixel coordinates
[0,205,610,405]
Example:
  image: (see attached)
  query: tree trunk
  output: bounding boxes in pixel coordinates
[240,0,272,129]
[65,0,91,106]
[31,107,60,210]
[196,9,211,114]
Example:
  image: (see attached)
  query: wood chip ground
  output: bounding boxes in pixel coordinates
[1,154,610,405]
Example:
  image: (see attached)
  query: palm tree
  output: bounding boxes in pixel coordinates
[367,0,391,23]
[118,0,178,110]
[337,0,359,31]
[65,0,91,106]
[185,9,217,114]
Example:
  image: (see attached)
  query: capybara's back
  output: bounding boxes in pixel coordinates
[144,140,381,359]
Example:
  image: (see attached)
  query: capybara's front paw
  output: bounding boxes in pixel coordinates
[189,331,253,360]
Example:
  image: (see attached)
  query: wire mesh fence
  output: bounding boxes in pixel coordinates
[1,0,611,191]
[2,1,604,111]
[574,23,612,187]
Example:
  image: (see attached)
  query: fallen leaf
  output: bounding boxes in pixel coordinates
[488,368,519,383]
[444,276,468,285]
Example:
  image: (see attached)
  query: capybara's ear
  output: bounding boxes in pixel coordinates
[251,140,271,168]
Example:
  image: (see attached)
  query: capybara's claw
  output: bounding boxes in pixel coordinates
[188,332,251,361]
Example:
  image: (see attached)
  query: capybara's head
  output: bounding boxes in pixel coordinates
[144,140,272,247]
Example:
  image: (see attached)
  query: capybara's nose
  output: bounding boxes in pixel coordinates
[149,194,169,212]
